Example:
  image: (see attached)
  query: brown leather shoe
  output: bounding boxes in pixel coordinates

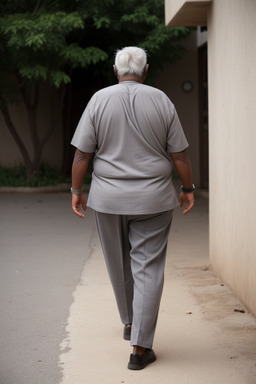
[128,349,156,370]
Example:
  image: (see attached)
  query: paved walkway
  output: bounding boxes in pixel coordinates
[59,196,256,384]
[0,192,95,384]
[1,191,255,383]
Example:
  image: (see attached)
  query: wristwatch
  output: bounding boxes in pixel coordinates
[70,187,83,195]
[181,184,196,193]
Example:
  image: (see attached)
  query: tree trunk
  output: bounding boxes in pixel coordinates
[2,82,64,179]
[61,83,72,176]
[22,84,41,176]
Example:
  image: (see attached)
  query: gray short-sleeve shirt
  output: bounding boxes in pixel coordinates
[71,81,188,214]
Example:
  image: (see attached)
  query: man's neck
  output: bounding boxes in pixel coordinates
[118,74,144,83]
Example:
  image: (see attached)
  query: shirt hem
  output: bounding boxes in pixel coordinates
[87,202,179,215]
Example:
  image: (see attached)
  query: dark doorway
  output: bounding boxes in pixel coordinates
[198,43,209,189]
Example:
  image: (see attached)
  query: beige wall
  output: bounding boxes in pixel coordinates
[0,86,63,170]
[155,32,200,186]
[0,104,28,168]
[208,0,256,315]
[165,0,256,317]
[165,0,211,27]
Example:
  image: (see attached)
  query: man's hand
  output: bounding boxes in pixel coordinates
[72,193,87,218]
[179,191,194,215]
[71,149,93,218]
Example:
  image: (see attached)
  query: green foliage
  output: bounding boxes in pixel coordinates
[0,164,67,187]
[0,0,192,105]
[0,9,108,105]
[0,163,92,187]
[66,0,192,84]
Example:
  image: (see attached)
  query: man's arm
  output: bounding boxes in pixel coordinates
[170,149,194,215]
[71,149,94,218]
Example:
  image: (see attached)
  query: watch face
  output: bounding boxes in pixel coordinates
[182,81,193,93]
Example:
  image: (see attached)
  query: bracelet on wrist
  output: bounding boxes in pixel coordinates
[181,184,195,193]
[70,187,83,195]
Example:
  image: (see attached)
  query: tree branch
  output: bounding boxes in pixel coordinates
[20,83,40,150]
[32,0,42,16]
[40,86,67,149]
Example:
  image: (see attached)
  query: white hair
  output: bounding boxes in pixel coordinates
[115,46,147,77]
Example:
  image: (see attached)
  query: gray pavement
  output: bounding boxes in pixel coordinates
[0,193,95,384]
[1,192,256,384]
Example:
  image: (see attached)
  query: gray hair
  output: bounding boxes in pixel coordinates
[115,46,147,77]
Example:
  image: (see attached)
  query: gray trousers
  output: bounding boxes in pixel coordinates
[94,210,173,349]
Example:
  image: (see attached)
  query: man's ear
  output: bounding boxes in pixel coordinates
[113,65,118,78]
[143,64,149,81]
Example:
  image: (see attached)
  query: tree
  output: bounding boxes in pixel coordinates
[0,0,191,178]
[0,2,107,177]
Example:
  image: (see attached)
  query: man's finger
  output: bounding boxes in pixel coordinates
[183,201,194,215]
[72,205,85,218]
[72,194,86,218]
[82,201,87,211]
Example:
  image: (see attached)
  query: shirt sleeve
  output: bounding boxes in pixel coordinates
[70,101,97,153]
[166,107,189,153]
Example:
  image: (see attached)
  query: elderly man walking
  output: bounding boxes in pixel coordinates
[71,46,194,370]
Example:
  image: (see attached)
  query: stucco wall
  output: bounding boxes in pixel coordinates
[0,114,63,170]
[0,86,63,170]
[208,0,256,315]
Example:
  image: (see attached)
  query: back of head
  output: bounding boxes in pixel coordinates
[115,47,147,77]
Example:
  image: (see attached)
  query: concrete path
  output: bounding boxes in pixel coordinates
[0,193,95,384]
[59,196,256,384]
[1,192,256,384]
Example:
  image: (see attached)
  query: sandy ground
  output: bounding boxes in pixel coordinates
[58,197,256,384]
